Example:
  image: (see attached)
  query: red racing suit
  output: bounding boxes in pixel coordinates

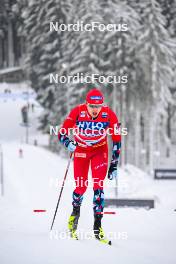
[59,103,121,195]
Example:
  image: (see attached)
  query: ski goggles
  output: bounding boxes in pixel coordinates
[87,104,103,109]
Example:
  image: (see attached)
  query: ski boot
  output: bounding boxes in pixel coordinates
[68,206,80,240]
[93,214,111,245]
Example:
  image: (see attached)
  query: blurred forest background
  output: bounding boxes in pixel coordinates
[0,0,176,173]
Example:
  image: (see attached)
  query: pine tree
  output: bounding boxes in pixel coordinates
[136,0,176,172]
[56,0,106,109]
[99,0,140,165]
[18,0,72,131]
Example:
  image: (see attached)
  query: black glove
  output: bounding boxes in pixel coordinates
[108,161,118,180]
[59,134,77,152]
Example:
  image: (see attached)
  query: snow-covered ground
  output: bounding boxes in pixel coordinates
[0,83,176,264]
[0,82,46,144]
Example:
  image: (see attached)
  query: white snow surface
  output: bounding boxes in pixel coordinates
[0,83,176,264]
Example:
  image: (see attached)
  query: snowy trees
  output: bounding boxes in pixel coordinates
[138,0,175,104]
[100,0,140,166]
[0,0,19,68]
[16,0,72,131]
[13,0,176,172]
[136,0,176,172]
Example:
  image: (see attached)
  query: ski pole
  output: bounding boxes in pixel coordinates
[50,152,73,230]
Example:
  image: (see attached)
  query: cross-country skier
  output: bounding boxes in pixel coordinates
[58,88,121,244]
